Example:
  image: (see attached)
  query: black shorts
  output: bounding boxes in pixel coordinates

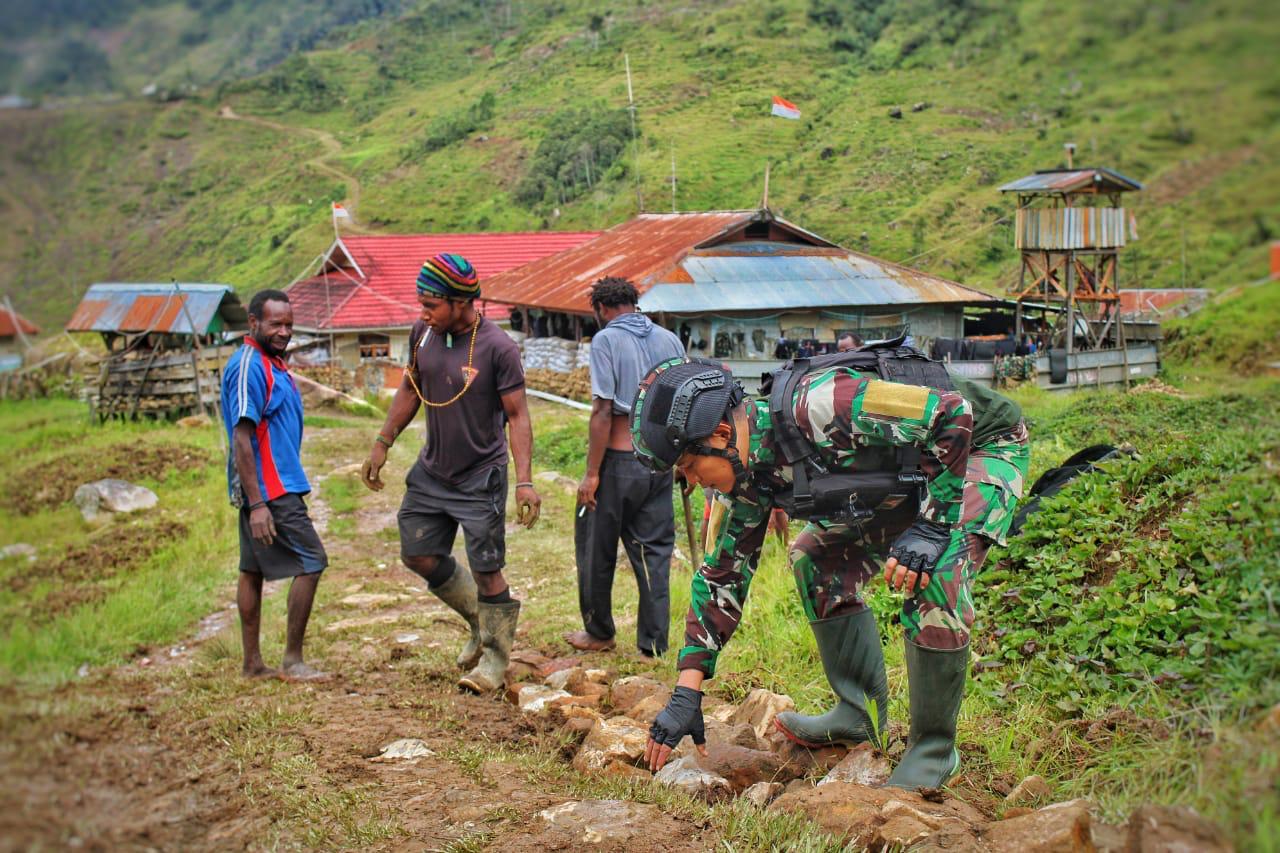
[398,461,507,572]
[239,493,328,581]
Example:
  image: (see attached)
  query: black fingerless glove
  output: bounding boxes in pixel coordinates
[888,518,953,575]
[648,686,706,750]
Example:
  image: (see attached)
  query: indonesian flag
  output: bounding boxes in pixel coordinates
[332,202,350,220]
[771,96,801,120]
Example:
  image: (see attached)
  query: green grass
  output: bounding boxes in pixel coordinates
[0,397,236,683]
[2,0,1278,332]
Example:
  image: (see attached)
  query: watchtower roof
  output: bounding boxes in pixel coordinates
[999,168,1143,195]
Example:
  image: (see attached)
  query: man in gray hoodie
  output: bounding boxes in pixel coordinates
[568,277,687,656]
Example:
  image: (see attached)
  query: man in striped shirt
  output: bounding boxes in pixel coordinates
[222,289,328,680]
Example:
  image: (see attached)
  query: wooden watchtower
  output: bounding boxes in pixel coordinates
[1000,156,1142,355]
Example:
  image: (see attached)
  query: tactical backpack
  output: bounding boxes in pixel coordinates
[758,337,953,524]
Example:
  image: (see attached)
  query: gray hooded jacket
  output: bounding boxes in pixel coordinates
[589,312,686,414]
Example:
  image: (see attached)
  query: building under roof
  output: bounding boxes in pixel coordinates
[482,209,999,368]
[66,283,247,341]
[285,231,599,367]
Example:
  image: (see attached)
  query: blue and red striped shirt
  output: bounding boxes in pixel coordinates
[221,337,310,503]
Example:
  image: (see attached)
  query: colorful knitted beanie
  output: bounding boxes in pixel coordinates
[416,253,480,299]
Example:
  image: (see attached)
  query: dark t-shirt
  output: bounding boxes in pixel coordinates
[949,373,1023,445]
[407,318,525,485]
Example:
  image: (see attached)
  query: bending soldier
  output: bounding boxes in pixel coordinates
[633,347,1028,789]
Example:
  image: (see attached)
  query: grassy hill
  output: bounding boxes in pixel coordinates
[1,0,1277,335]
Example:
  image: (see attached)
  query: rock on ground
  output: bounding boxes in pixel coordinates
[730,689,795,741]
[654,755,734,803]
[771,781,987,847]
[372,738,435,761]
[74,479,158,521]
[982,798,1093,853]
[610,676,670,716]
[1124,804,1233,853]
[696,742,790,792]
[572,716,649,773]
[1002,774,1053,810]
[516,685,572,714]
[818,743,891,787]
[534,800,705,851]
[742,781,784,808]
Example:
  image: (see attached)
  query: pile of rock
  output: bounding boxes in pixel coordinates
[525,367,590,401]
[507,663,1232,852]
[522,336,579,373]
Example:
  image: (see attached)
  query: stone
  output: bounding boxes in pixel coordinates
[572,716,649,773]
[74,479,158,521]
[339,592,404,607]
[517,684,572,714]
[889,106,904,118]
[533,655,582,679]
[1124,804,1231,853]
[1092,820,1128,853]
[763,728,849,777]
[373,738,435,761]
[730,688,796,741]
[584,668,611,684]
[176,413,211,428]
[912,101,930,112]
[537,800,666,847]
[654,755,734,803]
[1003,774,1053,810]
[704,700,737,723]
[626,694,667,724]
[705,719,763,750]
[982,798,1094,853]
[696,742,789,792]
[742,781,784,808]
[0,543,36,561]
[772,782,987,845]
[560,715,599,744]
[548,693,603,712]
[611,675,670,715]
[875,814,934,848]
[545,666,583,690]
[818,743,892,787]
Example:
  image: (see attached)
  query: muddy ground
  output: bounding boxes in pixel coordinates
[0,420,715,852]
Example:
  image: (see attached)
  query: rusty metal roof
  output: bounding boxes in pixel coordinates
[481,211,838,314]
[66,283,247,334]
[638,242,998,313]
[0,306,38,338]
[999,168,1142,195]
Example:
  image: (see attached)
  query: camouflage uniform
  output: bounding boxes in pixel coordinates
[676,367,1029,677]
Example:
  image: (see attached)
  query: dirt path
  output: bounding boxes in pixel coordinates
[0,419,710,851]
[217,104,372,232]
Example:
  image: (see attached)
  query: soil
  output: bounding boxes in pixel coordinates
[0,424,714,851]
[5,443,211,515]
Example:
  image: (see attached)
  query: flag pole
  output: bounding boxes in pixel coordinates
[670,139,677,213]
[625,53,643,212]
[762,161,771,209]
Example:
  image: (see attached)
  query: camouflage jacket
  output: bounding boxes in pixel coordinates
[680,366,1018,677]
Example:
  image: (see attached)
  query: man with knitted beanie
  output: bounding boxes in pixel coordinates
[361,253,541,693]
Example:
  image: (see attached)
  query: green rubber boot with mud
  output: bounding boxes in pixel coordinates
[458,600,520,694]
[885,640,969,790]
[774,608,888,748]
[429,562,482,670]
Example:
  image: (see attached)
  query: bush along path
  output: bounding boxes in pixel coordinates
[0,401,1260,849]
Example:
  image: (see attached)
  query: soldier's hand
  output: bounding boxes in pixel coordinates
[361,444,387,491]
[883,556,931,594]
[644,686,707,772]
[516,485,541,528]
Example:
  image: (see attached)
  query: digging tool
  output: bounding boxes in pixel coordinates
[679,479,701,568]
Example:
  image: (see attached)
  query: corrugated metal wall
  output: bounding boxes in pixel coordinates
[1015,207,1127,250]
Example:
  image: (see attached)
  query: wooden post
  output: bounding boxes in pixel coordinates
[1064,252,1076,387]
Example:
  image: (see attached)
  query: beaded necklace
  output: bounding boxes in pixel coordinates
[406,319,479,409]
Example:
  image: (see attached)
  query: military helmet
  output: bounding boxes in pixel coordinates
[630,357,744,472]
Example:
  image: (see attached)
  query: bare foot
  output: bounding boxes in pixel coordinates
[282,661,330,682]
[243,663,281,679]
[563,630,616,652]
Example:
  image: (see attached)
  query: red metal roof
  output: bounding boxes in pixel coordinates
[999,167,1142,195]
[1118,288,1209,317]
[482,211,832,315]
[288,231,600,331]
[0,306,39,338]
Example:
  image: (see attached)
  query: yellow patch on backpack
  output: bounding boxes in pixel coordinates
[861,380,931,420]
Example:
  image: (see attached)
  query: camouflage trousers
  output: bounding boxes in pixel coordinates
[789,422,1029,651]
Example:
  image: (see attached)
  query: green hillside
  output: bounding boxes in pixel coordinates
[1,0,1277,335]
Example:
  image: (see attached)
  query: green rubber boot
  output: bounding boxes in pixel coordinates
[458,600,520,694]
[428,562,482,670]
[885,640,969,790]
[774,608,888,748]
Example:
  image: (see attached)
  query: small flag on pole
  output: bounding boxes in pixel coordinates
[332,202,351,221]
[770,96,801,120]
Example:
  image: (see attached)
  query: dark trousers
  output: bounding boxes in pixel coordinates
[574,450,674,656]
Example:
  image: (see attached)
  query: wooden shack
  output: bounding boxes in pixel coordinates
[66,283,248,420]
